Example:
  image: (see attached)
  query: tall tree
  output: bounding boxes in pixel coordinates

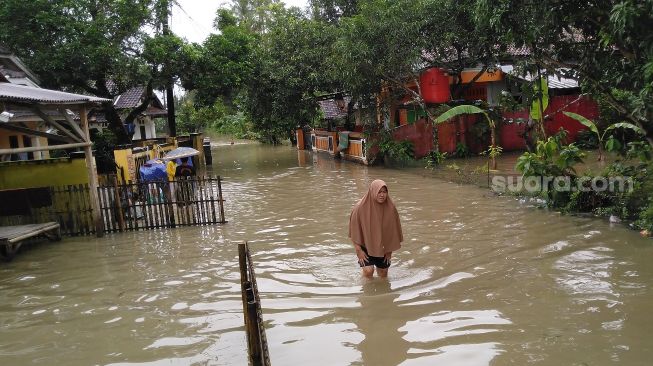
[243,11,338,143]
[180,8,255,108]
[309,0,359,23]
[0,0,191,143]
[333,0,500,118]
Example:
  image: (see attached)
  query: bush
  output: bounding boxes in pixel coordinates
[453,142,471,158]
[425,150,447,169]
[374,130,414,164]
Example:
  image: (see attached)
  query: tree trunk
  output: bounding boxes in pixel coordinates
[103,103,130,144]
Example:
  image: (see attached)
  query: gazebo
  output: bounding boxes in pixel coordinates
[0,82,111,236]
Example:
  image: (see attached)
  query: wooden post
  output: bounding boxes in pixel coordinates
[238,242,249,317]
[247,293,262,365]
[218,176,226,223]
[80,105,104,237]
[112,176,126,231]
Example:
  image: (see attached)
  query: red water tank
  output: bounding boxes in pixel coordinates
[420,68,450,103]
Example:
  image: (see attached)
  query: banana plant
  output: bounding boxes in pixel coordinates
[435,105,499,169]
[563,111,645,161]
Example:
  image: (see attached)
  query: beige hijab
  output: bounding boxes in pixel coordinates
[348,179,403,257]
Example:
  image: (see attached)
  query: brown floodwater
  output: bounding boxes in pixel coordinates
[1,144,652,365]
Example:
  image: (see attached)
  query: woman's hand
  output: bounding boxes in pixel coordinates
[355,245,369,266]
[383,251,392,265]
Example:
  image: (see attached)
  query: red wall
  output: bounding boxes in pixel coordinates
[390,94,599,156]
[392,119,434,159]
[499,95,599,150]
[500,110,529,151]
[544,95,599,142]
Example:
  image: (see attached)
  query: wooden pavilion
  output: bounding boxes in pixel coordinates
[0,82,111,237]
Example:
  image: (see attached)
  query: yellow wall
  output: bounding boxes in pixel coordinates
[114,140,182,183]
[113,147,134,183]
[0,158,90,189]
[0,121,51,160]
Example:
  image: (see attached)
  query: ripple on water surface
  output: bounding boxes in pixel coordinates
[2,144,653,365]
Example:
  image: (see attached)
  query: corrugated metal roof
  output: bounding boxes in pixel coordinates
[501,65,579,89]
[0,83,110,104]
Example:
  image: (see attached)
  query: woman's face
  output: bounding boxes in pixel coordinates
[376,186,388,204]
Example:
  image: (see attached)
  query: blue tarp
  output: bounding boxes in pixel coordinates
[139,160,167,182]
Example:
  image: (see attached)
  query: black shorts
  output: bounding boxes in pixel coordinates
[358,246,390,269]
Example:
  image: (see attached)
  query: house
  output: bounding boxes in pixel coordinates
[112,86,168,140]
[388,62,597,157]
[0,46,50,161]
[0,77,111,235]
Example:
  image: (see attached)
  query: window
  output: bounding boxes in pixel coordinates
[22,136,34,160]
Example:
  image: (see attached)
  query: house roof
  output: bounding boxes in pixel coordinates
[145,106,168,117]
[114,86,145,109]
[501,65,579,89]
[0,83,111,105]
[318,96,351,120]
[0,46,41,86]
[113,86,166,112]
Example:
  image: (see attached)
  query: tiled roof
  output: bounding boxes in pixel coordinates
[318,96,351,120]
[114,86,145,109]
[505,45,531,57]
[0,83,111,104]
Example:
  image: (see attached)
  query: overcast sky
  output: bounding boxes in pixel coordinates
[171,0,310,44]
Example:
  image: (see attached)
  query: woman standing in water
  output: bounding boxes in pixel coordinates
[349,179,403,278]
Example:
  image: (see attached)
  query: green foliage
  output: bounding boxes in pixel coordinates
[332,0,502,112]
[636,201,653,232]
[182,25,255,108]
[0,0,193,143]
[375,131,414,164]
[435,105,488,124]
[604,135,622,153]
[477,0,653,148]
[310,0,359,23]
[213,113,259,140]
[482,144,503,160]
[626,141,653,162]
[454,142,471,158]
[176,94,257,139]
[425,150,448,169]
[575,130,599,149]
[242,10,338,143]
[516,130,586,177]
[563,112,646,159]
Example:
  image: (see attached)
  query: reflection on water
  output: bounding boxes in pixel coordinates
[1,143,653,365]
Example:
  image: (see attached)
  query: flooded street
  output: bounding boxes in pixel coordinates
[2,143,653,365]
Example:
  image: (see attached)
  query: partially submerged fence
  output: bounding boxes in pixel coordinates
[0,185,95,236]
[239,242,271,366]
[97,176,226,232]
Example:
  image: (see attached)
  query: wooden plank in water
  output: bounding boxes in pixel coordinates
[0,222,61,244]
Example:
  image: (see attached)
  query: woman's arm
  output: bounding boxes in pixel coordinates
[383,251,392,264]
[353,242,369,266]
